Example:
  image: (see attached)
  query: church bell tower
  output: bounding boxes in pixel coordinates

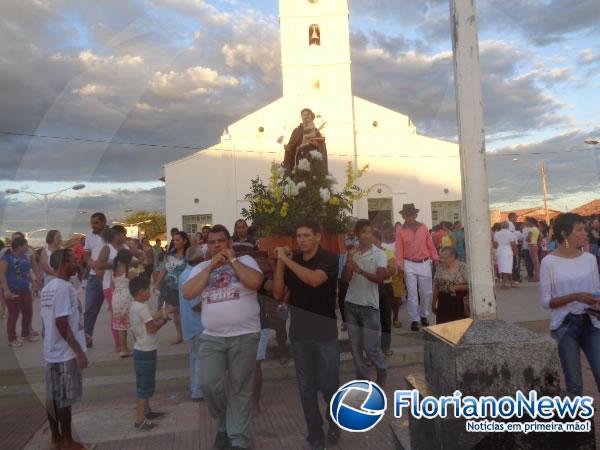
[279,0,355,137]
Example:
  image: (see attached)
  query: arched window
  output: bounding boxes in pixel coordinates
[309,24,321,46]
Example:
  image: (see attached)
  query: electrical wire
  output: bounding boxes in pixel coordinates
[1,130,598,159]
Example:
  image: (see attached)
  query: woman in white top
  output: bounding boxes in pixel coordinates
[540,213,600,396]
[38,230,62,286]
[493,222,517,289]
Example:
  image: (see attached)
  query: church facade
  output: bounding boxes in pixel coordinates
[164,0,462,235]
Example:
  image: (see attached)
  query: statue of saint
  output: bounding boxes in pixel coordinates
[309,24,321,46]
[283,108,328,177]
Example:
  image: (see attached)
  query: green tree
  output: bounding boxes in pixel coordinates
[121,211,166,239]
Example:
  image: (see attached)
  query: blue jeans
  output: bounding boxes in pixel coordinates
[291,338,340,447]
[190,334,204,400]
[551,314,600,396]
[345,302,388,379]
[84,275,104,338]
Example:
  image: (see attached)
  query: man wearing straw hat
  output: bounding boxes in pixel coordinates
[395,204,439,332]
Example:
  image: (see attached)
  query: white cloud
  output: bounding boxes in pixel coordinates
[135,101,164,112]
[78,50,143,67]
[579,48,600,66]
[351,35,569,138]
[72,83,113,97]
[149,66,239,99]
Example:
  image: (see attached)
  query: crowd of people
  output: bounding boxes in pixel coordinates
[1,206,599,450]
[492,213,600,289]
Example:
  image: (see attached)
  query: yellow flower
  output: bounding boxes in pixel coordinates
[329,197,340,206]
[269,162,283,202]
[280,202,289,218]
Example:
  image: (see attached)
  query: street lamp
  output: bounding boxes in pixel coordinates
[5,228,47,240]
[5,184,86,229]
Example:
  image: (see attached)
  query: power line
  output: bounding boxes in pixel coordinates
[0,130,201,151]
[1,130,598,158]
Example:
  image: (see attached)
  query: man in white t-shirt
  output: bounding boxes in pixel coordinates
[183,225,263,450]
[83,212,108,347]
[41,249,88,450]
[342,219,389,385]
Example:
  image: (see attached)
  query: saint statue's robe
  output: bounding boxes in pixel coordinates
[283,123,328,177]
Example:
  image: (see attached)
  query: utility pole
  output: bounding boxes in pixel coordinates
[540,161,550,225]
[450,0,496,319]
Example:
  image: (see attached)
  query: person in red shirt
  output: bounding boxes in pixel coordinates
[395,204,439,331]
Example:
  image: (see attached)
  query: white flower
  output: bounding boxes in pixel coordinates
[283,177,304,197]
[325,174,338,184]
[283,179,297,197]
[277,165,286,178]
[319,188,331,203]
[297,158,311,172]
[309,150,323,160]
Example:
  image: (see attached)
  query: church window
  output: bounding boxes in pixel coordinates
[309,24,321,46]
[182,214,213,234]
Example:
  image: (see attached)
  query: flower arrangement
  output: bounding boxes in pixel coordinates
[241,155,369,237]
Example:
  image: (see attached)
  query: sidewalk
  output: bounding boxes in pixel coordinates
[24,366,417,450]
[19,361,600,449]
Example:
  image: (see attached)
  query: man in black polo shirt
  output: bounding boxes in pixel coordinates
[273,221,340,450]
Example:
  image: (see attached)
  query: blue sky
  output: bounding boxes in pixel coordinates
[0,0,598,237]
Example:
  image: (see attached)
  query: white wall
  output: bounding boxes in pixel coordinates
[353,98,461,227]
[165,125,461,231]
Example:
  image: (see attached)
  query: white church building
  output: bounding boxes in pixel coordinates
[164,0,462,235]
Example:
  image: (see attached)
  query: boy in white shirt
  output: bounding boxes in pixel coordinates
[129,276,171,431]
[41,249,89,450]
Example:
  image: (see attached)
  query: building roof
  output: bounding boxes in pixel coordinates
[572,199,600,217]
[495,207,562,224]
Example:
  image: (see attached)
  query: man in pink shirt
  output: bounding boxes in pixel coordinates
[395,204,439,331]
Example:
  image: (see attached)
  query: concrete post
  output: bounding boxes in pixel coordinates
[450,0,496,319]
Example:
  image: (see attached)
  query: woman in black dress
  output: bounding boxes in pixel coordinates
[432,247,470,324]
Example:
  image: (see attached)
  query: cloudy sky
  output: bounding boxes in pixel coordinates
[1,0,599,237]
